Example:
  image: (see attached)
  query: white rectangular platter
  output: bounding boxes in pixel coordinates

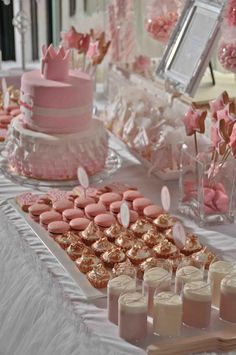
[9,198,107,300]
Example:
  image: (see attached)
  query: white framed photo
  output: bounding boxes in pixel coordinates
[156,0,225,97]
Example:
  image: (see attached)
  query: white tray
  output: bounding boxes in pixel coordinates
[8,198,107,300]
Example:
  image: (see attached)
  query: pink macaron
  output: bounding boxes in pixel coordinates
[48,221,70,236]
[94,213,117,228]
[53,199,74,213]
[85,203,107,219]
[143,205,163,219]
[0,115,12,125]
[28,203,51,222]
[74,196,95,209]
[0,110,8,116]
[133,197,152,214]
[62,208,84,222]
[123,190,143,201]
[10,108,21,117]
[109,200,132,214]
[99,192,122,207]
[117,210,139,224]
[40,211,62,229]
[7,105,19,112]
[70,217,90,231]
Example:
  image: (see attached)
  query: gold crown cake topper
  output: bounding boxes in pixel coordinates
[41,44,71,81]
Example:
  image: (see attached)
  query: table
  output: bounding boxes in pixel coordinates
[0,137,236,355]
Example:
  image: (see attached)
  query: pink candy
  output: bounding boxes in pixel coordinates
[218,41,236,73]
[183,181,229,214]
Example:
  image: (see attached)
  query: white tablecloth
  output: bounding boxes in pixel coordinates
[0,137,236,355]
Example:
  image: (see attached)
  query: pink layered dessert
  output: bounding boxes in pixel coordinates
[5,45,108,180]
[20,46,93,134]
[21,70,92,134]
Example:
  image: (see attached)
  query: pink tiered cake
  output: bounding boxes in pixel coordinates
[5,45,108,180]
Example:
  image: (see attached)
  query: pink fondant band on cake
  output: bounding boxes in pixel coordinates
[25,104,93,134]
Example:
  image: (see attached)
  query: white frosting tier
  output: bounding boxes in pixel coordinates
[143,267,171,287]
[208,260,233,275]
[221,273,236,294]
[176,265,203,282]
[118,292,147,313]
[154,291,182,306]
[184,281,212,302]
[108,275,136,295]
[5,117,108,180]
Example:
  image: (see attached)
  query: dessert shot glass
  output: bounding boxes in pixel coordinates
[219,272,236,323]
[118,291,148,342]
[182,281,212,329]
[153,291,183,337]
[175,260,204,294]
[107,268,136,325]
[143,259,173,316]
[208,260,234,308]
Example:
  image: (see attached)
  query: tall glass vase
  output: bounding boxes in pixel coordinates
[178,144,236,226]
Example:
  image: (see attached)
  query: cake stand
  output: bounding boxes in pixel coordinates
[0,148,122,191]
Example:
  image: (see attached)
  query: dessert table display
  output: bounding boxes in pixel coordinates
[1,135,236,355]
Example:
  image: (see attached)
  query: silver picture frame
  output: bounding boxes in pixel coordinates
[156,0,225,97]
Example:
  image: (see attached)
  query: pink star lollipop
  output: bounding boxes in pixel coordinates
[182,107,207,136]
